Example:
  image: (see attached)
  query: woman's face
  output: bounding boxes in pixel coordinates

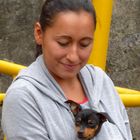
[34,10,95,80]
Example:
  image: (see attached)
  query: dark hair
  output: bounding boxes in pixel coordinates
[35,0,96,58]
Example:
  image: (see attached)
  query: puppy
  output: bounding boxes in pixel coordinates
[66,100,111,140]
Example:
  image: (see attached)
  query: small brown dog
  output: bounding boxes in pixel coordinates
[66,100,112,140]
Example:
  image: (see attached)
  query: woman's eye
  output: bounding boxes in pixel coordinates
[80,43,90,48]
[80,40,92,48]
[57,41,69,47]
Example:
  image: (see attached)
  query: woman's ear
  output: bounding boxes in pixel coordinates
[34,22,43,45]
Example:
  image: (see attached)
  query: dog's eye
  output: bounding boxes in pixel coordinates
[75,118,81,126]
[88,120,96,127]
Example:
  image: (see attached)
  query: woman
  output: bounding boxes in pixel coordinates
[2,0,132,140]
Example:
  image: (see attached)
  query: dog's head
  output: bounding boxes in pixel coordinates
[66,100,112,140]
[75,109,108,139]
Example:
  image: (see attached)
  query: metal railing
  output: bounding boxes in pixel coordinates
[0,60,140,107]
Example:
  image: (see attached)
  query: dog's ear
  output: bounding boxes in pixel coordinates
[97,113,107,123]
[65,100,82,117]
[97,112,115,124]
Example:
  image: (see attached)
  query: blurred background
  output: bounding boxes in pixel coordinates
[0,0,140,139]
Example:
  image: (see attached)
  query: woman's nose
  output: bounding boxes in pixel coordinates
[66,45,79,63]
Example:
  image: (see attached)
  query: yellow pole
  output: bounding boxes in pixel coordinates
[0,60,140,107]
[0,92,140,107]
[88,1,140,107]
[3,136,6,140]
[119,94,140,107]
[89,0,113,70]
[0,93,5,102]
[116,87,140,94]
[0,60,26,78]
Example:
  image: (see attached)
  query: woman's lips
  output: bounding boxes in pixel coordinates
[61,63,79,71]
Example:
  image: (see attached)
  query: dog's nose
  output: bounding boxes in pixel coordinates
[78,131,83,134]
[78,131,84,138]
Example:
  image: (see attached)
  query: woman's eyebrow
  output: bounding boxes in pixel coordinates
[80,37,93,41]
[55,35,72,39]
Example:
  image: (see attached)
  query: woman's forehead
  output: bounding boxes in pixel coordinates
[47,10,95,31]
[53,10,94,22]
[43,11,95,40]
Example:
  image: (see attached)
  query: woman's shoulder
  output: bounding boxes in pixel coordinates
[4,76,38,108]
[7,76,34,93]
[84,64,105,72]
[80,64,115,92]
[81,64,107,78]
[6,78,32,97]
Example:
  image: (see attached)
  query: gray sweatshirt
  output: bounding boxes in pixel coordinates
[2,55,132,140]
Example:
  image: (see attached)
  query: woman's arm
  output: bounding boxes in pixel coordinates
[102,72,132,140]
[2,88,50,140]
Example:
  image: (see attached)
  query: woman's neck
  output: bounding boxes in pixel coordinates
[55,76,86,103]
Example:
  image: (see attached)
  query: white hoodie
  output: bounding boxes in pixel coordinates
[2,55,132,140]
